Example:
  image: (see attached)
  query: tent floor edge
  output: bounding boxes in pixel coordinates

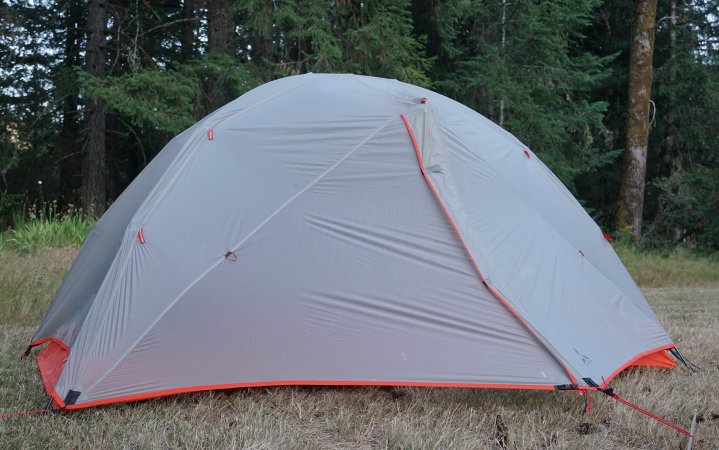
[52,381,566,411]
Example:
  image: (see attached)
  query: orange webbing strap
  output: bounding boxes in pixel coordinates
[604,391,693,437]
[580,390,592,415]
[0,409,50,419]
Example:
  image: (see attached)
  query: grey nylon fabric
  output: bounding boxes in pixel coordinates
[33,74,672,407]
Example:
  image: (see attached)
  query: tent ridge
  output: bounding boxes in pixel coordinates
[205,73,320,130]
[399,113,579,386]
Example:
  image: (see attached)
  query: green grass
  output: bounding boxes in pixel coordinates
[0,215,94,254]
[615,244,719,287]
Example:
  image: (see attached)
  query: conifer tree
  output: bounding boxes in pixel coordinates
[416,0,613,192]
[81,0,108,214]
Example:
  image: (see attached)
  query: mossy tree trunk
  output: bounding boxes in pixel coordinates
[616,0,658,238]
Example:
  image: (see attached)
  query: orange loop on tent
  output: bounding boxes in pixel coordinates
[420,97,427,104]
[207,129,214,140]
[523,149,532,159]
[602,231,613,242]
[137,228,145,244]
[579,249,584,257]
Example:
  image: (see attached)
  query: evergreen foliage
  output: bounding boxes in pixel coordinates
[426,0,616,192]
[1,0,718,252]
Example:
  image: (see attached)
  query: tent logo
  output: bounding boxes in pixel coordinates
[574,348,593,366]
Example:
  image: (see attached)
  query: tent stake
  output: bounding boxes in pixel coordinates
[686,408,698,450]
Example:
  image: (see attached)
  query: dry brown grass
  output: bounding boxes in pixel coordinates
[1,249,718,449]
[0,248,78,326]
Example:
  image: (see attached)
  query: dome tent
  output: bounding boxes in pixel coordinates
[29,73,676,411]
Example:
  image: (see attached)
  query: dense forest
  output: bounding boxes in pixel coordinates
[1,0,718,251]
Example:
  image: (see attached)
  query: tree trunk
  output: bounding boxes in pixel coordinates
[204,0,235,114]
[181,0,196,61]
[616,0,657,238]
[249,1,275,81]
[659,0,678,177]
[499,0,507,127]
[81,0,108,215]
[58,0,82,202]
[208,0,233,54]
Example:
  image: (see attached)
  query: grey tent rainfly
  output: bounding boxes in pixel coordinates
[26,74,686,432]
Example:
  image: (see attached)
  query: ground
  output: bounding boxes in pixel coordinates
[0,248,717,449]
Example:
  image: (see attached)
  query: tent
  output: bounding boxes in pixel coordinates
[28,73,676,411]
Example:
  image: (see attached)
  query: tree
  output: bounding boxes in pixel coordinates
[181,0,197,61]
[642,0,719,251]
[658,0,678,178]
[205,0,237,114]
[0,1,68,220]
[56,0,84,203]
[340,0,432,86]
[1,0,717,254]
[417,0,614,193]
[616,0,658,238]
[81,0,108,215]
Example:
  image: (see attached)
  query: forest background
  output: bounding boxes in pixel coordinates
[1,0,718,253]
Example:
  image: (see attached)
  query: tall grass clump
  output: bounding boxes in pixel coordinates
[1,201,95,254]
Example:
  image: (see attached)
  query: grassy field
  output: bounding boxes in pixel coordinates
[0,246,718,449]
